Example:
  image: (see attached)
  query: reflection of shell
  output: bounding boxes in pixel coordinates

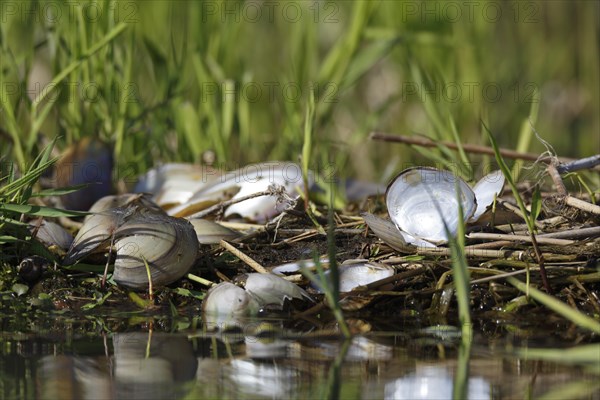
[386,167,476,246]
[225,360,299,398]
[384,366,490,400]
[113,332,197,399]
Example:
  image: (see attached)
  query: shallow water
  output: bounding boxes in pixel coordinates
[1,314,599,400]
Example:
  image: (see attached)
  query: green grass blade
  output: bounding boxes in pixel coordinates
[507,277,600,333]
[511,88,540,181]
[0,204,89,218]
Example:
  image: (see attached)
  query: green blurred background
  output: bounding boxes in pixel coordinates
[1,0,598,185]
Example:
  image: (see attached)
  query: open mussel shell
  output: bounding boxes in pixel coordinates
[469,170,505,222]
[167,162,306,222]
[203,273,312,317]
[62,210,121,265]
[386,167,477,245]
[112,210,199,289]
[361,212,413,252]
[134,163,217,209]
[63,194,163,265]
[63,194,198,289]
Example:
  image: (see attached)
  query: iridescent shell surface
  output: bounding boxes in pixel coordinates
[386,167,477,245]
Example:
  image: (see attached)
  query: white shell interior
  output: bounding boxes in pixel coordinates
[386,168,476,244]
[167,162,306,222]
[470,170,505,221]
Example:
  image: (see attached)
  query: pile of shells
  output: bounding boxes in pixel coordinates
[135,161,307,222]
[202,273,313,327]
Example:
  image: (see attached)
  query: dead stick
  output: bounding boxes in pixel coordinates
[187,186,284,219]
[219,240,269,274]
[565,196,600,215]
[370,132,575,163]
[467,232,574,246]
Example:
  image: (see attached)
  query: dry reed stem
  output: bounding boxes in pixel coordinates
[219,240,269,274]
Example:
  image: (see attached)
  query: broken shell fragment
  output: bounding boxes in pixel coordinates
[386,167,477,246]
[311,262,395,293]
[189,219,240,244]
[470,170,505,222]
[236,273,313,307]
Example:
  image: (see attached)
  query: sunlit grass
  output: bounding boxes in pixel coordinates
[0,1,596,184]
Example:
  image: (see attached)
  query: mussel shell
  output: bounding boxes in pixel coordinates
[29,220,74,251]
[386,167,476,244]
[361,212,413,252]
[87,193,162,217]
[134,163,216,208]
[112,211,199,289]
[167,162,306,222]
[470,170,505,222]
[62,211,120,265]
[202,282,259,316]
[236,273,312,307]
[63,194,164,266]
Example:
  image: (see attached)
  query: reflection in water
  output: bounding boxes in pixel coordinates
[384,366,490,400]
[226,359,299,398]
[1,318,598,399]
[112,333,197,399]
[36,333,197,400]
[37,355,112,400]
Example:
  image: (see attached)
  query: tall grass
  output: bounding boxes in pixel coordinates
[0,1,596,186]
